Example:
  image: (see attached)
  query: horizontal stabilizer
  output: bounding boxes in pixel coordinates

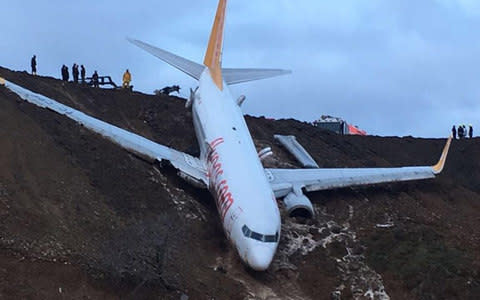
[128,38,205,80]
[222,68,291,85]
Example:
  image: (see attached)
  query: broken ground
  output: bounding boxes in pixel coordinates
[0,66,479,299]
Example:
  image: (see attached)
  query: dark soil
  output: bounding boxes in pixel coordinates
[1,66,479,299]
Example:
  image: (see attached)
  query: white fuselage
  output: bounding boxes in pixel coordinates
[192,69,281,270]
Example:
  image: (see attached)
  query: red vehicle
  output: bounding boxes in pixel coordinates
[313,115,367,135]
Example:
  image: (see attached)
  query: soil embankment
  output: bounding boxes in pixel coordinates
[1,67,479,299]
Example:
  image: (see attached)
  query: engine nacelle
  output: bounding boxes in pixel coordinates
[283,191,314,218]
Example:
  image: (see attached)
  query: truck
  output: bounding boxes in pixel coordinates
[312,115,367,136]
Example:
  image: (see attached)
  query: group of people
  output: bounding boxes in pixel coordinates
[452,124,473,139]
[61,64,86,83]
[30,55,131,89]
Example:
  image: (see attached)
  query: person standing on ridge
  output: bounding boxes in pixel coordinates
[61,65,67,81]
[72,64,79,83]
[122,69,131,89]
[452,125,457,139]
[65,65,69,82]
[458,124,464,139]
[92,71,99,88]
[469,125,473,139]
[31,55,37,75]
[80,65,86,83]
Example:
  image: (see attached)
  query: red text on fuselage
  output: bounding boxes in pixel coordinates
[207,137,234,220]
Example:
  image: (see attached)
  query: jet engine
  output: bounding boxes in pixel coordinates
[283,190,314,218]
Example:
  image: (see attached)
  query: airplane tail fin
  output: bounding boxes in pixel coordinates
[203,0,227,90]
[129,0,291,87]
[203,1,291,86]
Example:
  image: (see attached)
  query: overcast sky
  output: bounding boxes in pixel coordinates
[1,0,480,137]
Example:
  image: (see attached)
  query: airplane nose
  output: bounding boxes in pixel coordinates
[247,245,274,271]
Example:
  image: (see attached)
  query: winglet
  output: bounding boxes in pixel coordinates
[204,0,227,90]
[0,77,5,85]
[432,136,452,174]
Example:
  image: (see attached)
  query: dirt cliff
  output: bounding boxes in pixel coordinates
[0,66,479,299]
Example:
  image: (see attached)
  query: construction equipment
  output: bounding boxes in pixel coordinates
[154,85,181,96]
[313,115,366,135]
[85,75,118,88]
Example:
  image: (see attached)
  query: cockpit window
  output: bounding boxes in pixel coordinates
[242,225,251,236]
[241,225,279,243]
[264,232,278,243]
[251,231,262,241]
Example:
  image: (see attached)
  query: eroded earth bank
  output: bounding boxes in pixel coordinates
[0,67,479,299]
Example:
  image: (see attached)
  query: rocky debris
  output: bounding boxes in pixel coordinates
[274,205,391,299]
[0,67,479,299]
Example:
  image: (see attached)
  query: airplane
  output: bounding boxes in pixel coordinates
[0,0,451,271]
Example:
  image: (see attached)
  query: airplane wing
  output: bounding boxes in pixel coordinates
[1,79,208,188]
[266,137,452,197]
[222,68,291,85]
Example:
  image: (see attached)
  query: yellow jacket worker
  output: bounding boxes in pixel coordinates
[122,69,131,88]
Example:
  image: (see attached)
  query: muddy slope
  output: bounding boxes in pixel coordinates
[0,67,479,299]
